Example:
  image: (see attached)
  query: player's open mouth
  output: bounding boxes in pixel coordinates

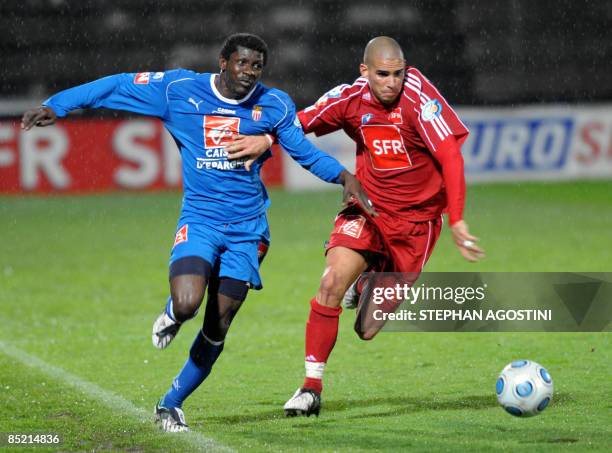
[239,79,253,88]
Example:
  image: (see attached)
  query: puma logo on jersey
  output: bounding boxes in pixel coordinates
[188,97,203,111]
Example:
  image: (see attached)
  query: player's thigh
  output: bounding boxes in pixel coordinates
[220,214,269,290]
[388,217,442,273]
[326,205,386,259]
[318,207,384,303]
[168,222,224,305]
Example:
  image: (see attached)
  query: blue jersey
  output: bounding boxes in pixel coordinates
[43,69,346,223]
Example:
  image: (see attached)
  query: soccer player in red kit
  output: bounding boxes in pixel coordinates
[226,36,484,417]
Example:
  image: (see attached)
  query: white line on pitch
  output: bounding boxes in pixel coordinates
[0,340,235,453]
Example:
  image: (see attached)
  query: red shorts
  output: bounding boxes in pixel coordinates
[326,204,442,273]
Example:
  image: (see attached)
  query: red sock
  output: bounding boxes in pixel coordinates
[303,297,342,393]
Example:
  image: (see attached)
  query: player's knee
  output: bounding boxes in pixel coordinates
[172,291,203,321]
[318,270,345,305]
[169,257,211,321]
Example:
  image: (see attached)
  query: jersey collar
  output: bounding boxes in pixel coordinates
[210,74,258,105]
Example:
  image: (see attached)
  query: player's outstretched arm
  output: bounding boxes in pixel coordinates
[227,131,377,216]
[21,106,57,130]
[450,220,485,262]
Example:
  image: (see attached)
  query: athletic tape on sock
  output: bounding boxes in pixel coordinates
[305,361,326,379]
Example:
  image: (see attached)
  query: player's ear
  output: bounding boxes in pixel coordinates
[359,63,368,78]
[219,57,227,73]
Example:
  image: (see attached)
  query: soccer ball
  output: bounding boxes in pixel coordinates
[496,360,553,417]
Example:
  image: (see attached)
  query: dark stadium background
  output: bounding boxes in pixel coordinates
[1,0,610,109]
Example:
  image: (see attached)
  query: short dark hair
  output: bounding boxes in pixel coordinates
[220,33,268,66]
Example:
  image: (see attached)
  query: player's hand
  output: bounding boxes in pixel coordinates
[21,106,57,130]
[450,220,485,262]
[338,170,378,217]
[225,134,272,171]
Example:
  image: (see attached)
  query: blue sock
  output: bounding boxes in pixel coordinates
[165,297,176,322]
[160,330,224,408]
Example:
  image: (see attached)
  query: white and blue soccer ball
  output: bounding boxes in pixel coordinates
[496,360,553,417]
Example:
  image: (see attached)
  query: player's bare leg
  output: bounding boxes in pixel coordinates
[152,274,207,349]
[341,252,378,310]
[284,246,368,417]
[152,257,211,349]
[156,275,249,431]
[316,246,368,308]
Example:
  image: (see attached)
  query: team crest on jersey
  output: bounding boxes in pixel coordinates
[251,105,263,121]
[360,124,412,171]
[361,113,374,125]
[204,116,240,149]
[388,107,402,125]
[337,215,366,238]
[421,99,442,122]
[134,72,150,84]
[173,224,188,247]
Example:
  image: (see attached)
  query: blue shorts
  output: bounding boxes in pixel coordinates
[169,214,270,290]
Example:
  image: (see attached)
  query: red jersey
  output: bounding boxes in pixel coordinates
[298,67,469,223]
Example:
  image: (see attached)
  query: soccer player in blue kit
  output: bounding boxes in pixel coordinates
[21,33,375,432]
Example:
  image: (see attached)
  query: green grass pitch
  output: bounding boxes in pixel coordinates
[0,181,610,452]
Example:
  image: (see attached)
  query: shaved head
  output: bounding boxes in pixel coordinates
[360,36,405,105]
[363,36,404,65]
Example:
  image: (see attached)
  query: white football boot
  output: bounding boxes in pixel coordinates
[154,402,189,432]
[283,388,321,417]
[341,279,360,309]
[152,312,181,349]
